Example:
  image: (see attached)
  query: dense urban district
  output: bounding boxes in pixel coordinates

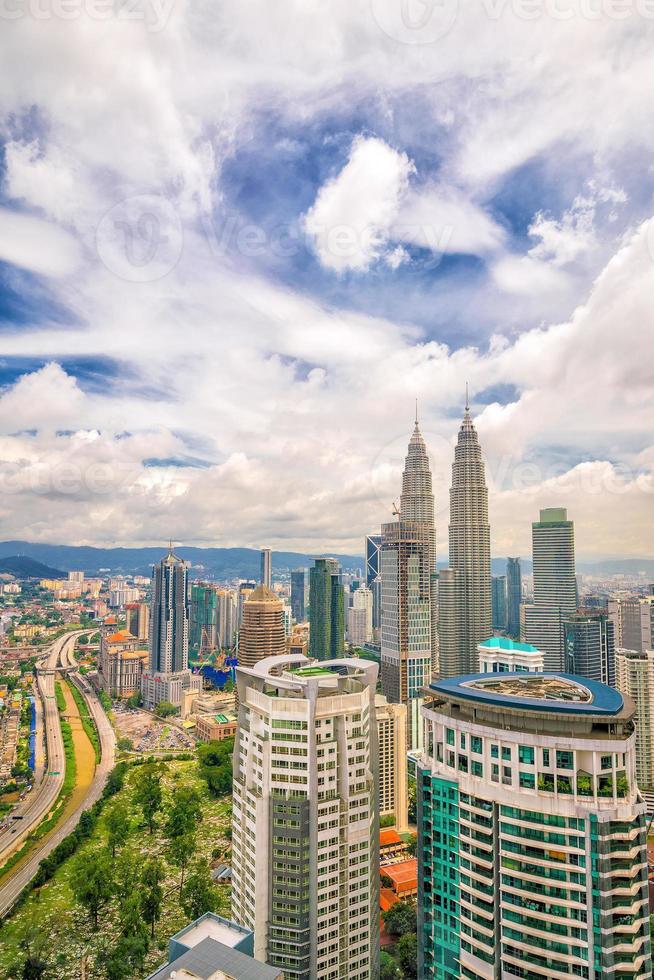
[0,409,652,979]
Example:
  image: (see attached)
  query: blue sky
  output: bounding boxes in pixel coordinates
[0,0,652,557]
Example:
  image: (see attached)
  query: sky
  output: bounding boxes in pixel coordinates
[0,0,652,559]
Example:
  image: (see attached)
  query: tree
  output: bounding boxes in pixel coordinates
[382,901,417,938]
[141,859,164,938]
[405,836,418,857]
[181,859,218,920]
[133,763,163,834]
[114,851,139,902]
[379,814,396,828]
[155,700,178,717]
[407,775,417,824]
[197,739,234,797]
[70,849,114,929]
[396,932,418,978]
[119,892,148,942]
[116,737,133,752]
[105,802,130,858]
[18,937,49,980]
[164,784,203,894]
[380,952,400,980]
[103,935,148,980]
[126,691,142,709]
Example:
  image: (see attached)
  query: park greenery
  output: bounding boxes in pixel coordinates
[382,900,418,978]
[0,754,234,979]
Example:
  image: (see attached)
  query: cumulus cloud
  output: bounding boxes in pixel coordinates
[0,207,80,277]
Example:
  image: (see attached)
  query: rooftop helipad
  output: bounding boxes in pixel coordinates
[431,673,624,715]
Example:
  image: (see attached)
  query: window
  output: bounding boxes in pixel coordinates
[502,747,511,761]
[471,760,483,778]
[446,729,454,746]
[518,746,534,765]
[460,733,466,750]
[542,749,550,767]
[519,772,535,789]
[471,736,482,755]
[556,750,573,770]
[491,744,499,759]
[600,755,612,771]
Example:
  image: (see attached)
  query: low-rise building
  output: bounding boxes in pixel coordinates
[99,629,148,698]
[477,635,544,673]
[195,711,238,742]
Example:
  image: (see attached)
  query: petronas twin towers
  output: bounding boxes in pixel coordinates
[380,397,492,736]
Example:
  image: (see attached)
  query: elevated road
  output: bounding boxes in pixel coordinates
[0,630,116,919]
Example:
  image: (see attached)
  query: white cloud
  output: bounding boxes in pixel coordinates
[395,185,505,256]
[0,207,80,278]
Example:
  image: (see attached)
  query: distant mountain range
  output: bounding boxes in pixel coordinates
[0,542,649,581]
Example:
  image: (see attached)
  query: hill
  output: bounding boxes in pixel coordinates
[0,556,65,579]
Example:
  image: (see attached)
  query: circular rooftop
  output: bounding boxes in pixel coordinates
[431,673,624,715]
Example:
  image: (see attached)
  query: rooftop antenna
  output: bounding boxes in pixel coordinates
[415,397,419,425]
[465,381,470,413]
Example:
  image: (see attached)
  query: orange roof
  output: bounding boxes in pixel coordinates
[107,630,136,643]
[381,859,417,892]
[104,615,117,625]
[380,828,403,847]
[380,887,399,912]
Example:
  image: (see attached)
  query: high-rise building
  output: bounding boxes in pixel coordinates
[608,594,654,653]
[351,584,373,643]
[260,547,272,589]
[438,399,492,677]
[371,576,382,632]
[125,601,150,642]
[237,584,286,669]
[141,547,200,709]
[524,507,578,671]
[309,558,344,660]
[216,588,237,650]
[505,557,522,639]
[375,694,408,832]
[491,575,507,631]
[564,610,615,687]
[290,567,309,622]
[189,583,218,657]
[418,672,652,980]
[616,648,654,809]
[231,654,380,980]
[365,534,381,586]
[347,606,368,646]
[237,582,257,627]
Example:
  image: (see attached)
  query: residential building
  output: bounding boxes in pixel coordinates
[438,398,492,677]
[350,584,373,644]
[418,672,652,979]
[146,912,282,980]
[216,589,237,650]
[365,533,381,587]
[347,606,368,646]
[491,575,507,631]
[608,594,654,653]
[477,636,544,673]
[290,568,309,622]
[523,507,578,671]
[376,694,408,832]
[506,557,522,639]
[125,601,150,642]
[309,558,344,660]
[237,585,287,669]
[99,629,148,697]
[231,654,379,980]
[260,548,272,589]
[616,648,654,809]
[564,610,616,687]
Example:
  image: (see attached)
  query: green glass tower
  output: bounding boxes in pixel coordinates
[309,558,345,660]
[189,583,218,659]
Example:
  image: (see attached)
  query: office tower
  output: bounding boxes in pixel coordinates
[99,629,148,697]
[290,567,309,622]
[491,575,507,631]
[189,583,218,657]
[309,558,344,660]
[365,533,381,586]
[375,694,409,832]
[125,601,150,641]
[68,570,84,583]
[237,584,286,669]
[438,399,492,677]
[477,636,544,673]
[608,595,654,653]
[418,672,652,980]
[232,654,380,980]
[141,547,201,709]
[400,415,438,671]
[237,582,257,627]
[216,588,237,649]
[523,507,578,671]
[260,547,272,589]
[505,557,522,639]
[564,610,615,687]
[347,606,367,646]
[616,648,654,809]
[351,584,373,643]
[371,576,382,632]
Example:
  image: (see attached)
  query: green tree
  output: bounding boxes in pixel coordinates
[165,784,203,894]
[197,739,234,797]
[133,763,163,834]
[70,849,114,929]
[405,836,418,857]
[155,700,178,717]
[105,802,130,858]
[141,859,164,938]
[116,737,133,752]
[382,900,417,938]
[119,892,148,942]
[126,691,142,708]
[103,935,148,980]
[181,859,218,920]
[113,850,139,902]
[380,951,400,980]
[396,932,418,978]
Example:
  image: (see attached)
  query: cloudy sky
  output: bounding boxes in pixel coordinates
[0,0,652,558]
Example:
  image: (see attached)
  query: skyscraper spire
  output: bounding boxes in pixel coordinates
[438,403,492,676]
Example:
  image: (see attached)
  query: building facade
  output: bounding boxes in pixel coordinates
[418,672,652,980]
[492,575,508,631]
[438,401,492,677]
[615,648,654,805]
[506,557,522,640]
[524,507,578,671]
[291,568,309,623]
[309,558,344,660]
[237,584,287,669]
[125,601,150,642]
[564,611,615,688]
[376,694,409,832]
[365,534,381,587]
[477,636,544,673]
[99,629,148,697]
[260,548,272,590]
[608,594,654,654]
[231,654,380,980]
[189,583,218,657]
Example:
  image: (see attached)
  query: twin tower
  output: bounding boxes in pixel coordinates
[379,402,492,742]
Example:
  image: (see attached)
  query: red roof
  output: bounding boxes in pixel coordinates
[381,859,418,893]
[380,828,403,847]
[380,887,399,912]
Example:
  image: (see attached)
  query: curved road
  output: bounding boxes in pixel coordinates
[0,630,116,919]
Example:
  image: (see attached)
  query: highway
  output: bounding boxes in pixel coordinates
[0,630,116,919]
